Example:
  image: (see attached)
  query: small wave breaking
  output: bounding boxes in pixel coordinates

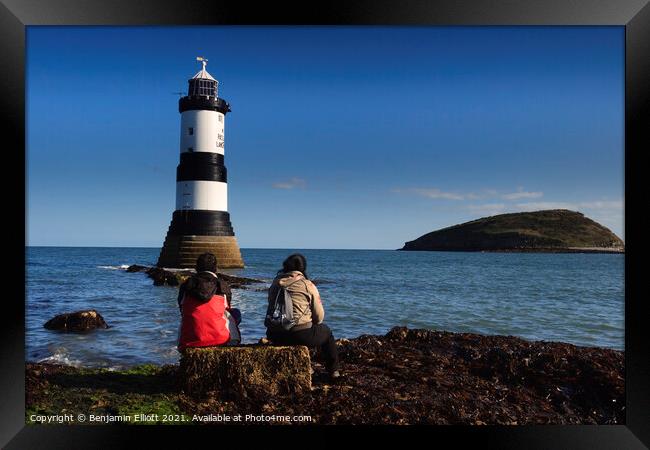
[37,348,84,368]
[97,265,130,270]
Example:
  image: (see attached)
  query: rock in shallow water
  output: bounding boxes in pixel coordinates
[125,264,264,288]
[43,310,109,332]
[179,345,312,400]
[125,264,148,273]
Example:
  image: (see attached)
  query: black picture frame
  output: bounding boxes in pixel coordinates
[3,0,648,447]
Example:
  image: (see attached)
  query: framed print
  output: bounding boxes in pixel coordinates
[2,0,649,447]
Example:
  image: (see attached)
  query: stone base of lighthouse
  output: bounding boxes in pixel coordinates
[157,211,244,269]
[157,234,244,269]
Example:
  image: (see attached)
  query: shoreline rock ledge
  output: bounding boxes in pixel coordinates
[26,326,624,425]
[401,209,624,253]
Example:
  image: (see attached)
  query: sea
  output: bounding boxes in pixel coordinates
[26,247,625,369]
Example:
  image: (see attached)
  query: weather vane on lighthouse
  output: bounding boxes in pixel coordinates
[156,57,244,269]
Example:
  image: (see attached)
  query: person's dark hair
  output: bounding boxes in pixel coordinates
[196,252,218,273]
[279,253,308,279]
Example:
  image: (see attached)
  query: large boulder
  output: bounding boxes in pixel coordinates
[179,345,312,400]
[44,310,109,332]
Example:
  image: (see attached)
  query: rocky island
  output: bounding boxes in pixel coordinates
[401,209,624,253]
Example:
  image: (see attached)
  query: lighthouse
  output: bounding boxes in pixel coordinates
[157,57,244,269]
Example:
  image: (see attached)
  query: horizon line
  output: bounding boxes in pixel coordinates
[25,245,399,251]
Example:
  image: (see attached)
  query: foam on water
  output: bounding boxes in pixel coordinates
[97,264,130,270]
[37,347,84,368]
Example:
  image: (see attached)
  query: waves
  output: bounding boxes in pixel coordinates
[97,265,130,270]
[37,347,84,368]
[35,345,133,371]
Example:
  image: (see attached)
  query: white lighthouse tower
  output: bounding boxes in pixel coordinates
[157,57,244,269]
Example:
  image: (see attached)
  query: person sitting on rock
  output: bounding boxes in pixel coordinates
[265,253,340,380]
[177,252,241,351]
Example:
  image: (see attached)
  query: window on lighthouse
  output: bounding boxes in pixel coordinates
[188,127,194,135]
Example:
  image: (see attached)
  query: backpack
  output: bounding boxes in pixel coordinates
[265,278,310,331]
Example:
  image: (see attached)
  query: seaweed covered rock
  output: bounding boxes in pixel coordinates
[143,267,185,286]
[44,310,109,332]
[179,345,311,400]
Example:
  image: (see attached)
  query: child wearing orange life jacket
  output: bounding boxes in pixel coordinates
[177,253,241,351]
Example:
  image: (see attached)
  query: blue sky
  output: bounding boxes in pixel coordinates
[26,26,624,249]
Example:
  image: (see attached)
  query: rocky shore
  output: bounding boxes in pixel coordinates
[26,327,624,425]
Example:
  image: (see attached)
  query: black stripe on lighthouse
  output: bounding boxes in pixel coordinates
[168,210,235,236]
[179,96,231,114]
[177,152,227,182]
[181,152,224,165]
